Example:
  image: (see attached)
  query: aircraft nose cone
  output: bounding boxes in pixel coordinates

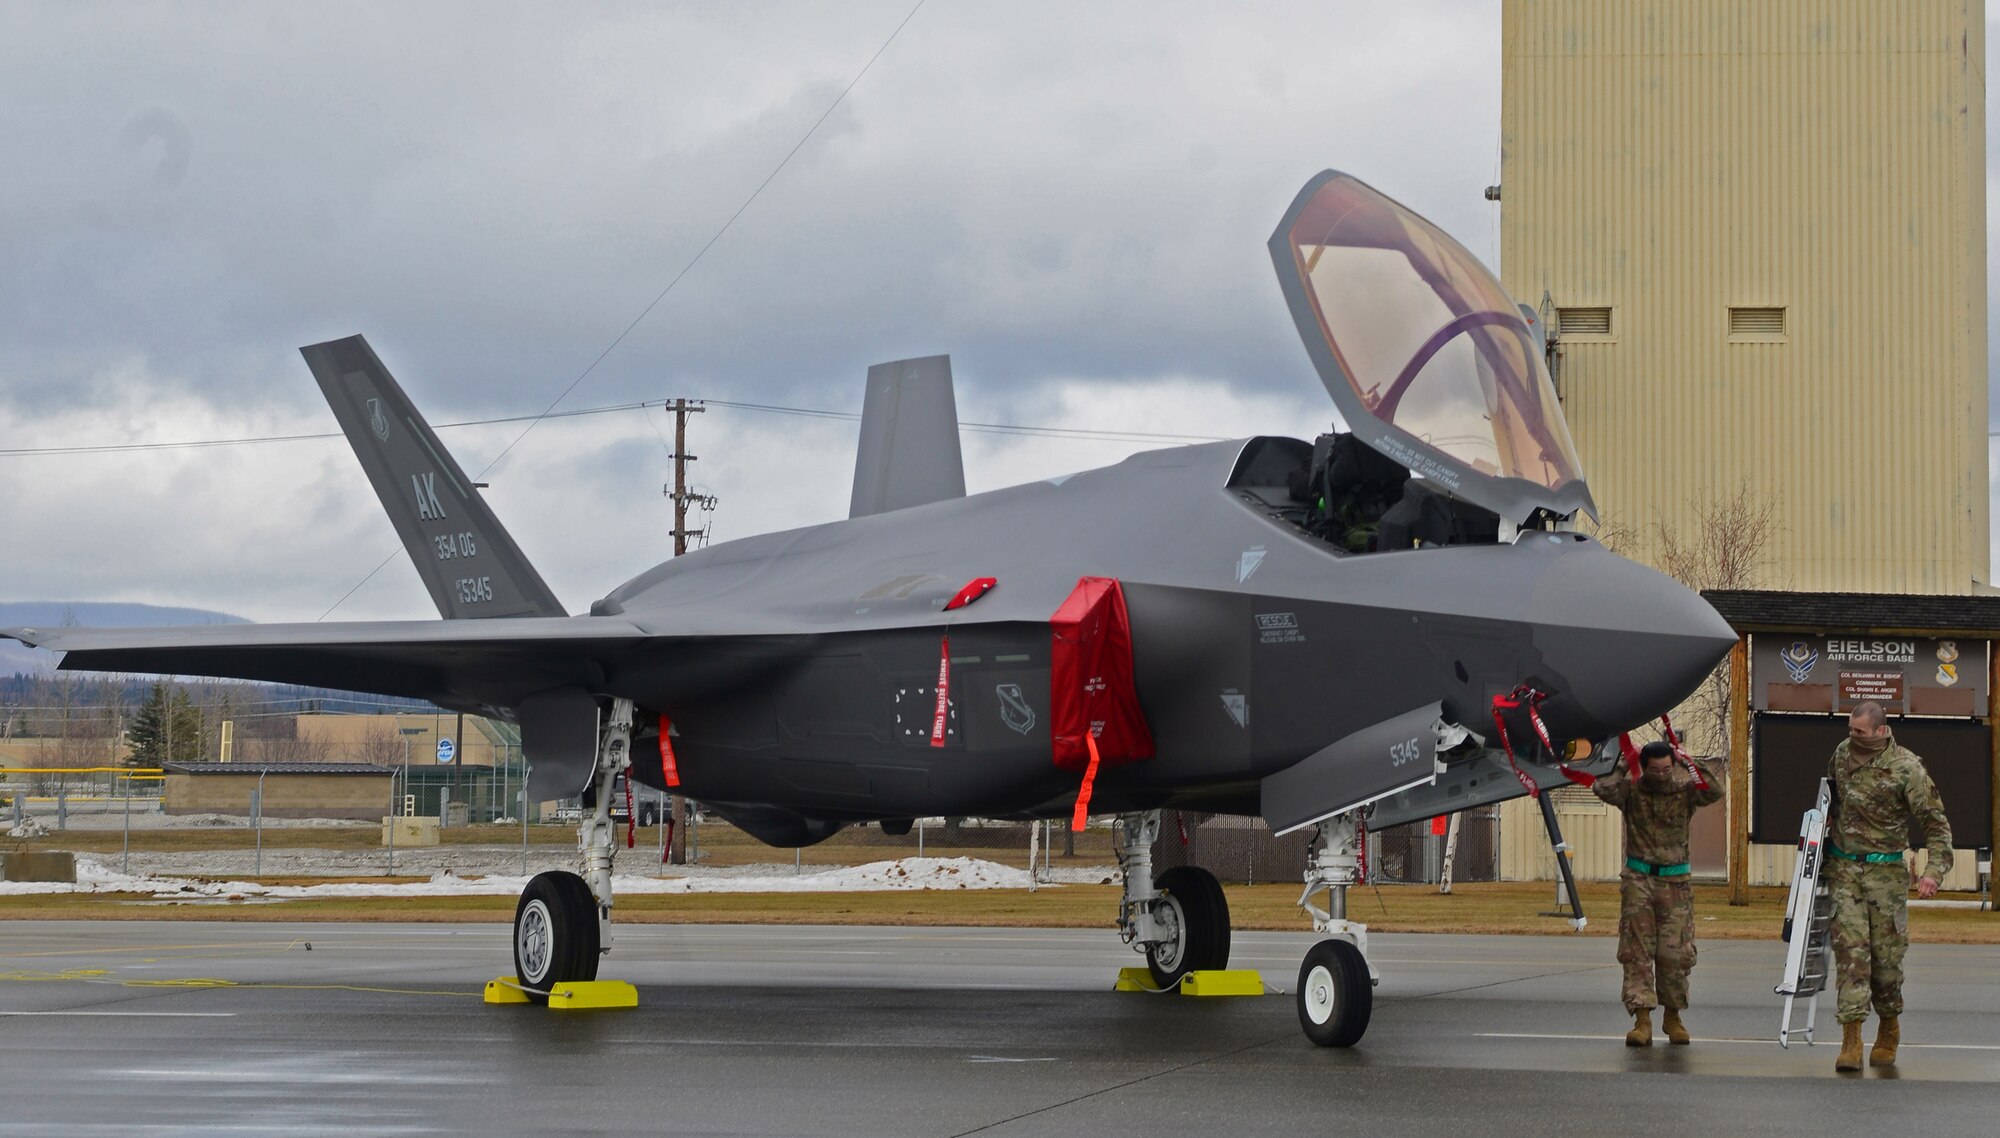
[1522,535,1740,739]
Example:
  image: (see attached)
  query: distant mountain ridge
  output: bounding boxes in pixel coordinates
[0,601,251,676]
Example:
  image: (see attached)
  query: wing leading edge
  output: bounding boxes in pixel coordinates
[1,617,647,712]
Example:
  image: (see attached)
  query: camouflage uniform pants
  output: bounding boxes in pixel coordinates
[1617,871,1695,1012]
[1828,860,1909,1024]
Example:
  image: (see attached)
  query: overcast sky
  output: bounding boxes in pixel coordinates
[1,2,1996,624]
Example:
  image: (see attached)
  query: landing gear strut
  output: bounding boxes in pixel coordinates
[1115,811,1231,988]
[511,696,633,1003]
[1295,811,1376,1047]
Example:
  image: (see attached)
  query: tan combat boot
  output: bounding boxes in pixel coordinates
[1835,1021,1864,1071]
[1869,1016,1899,1067]
[1624,1008,1652,1047]
[1661,1008,1691,1045]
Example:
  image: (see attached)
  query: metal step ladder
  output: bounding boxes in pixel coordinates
[1776,778,1833,1047]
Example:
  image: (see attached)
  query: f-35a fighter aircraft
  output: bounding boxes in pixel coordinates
[6,171,1737,1046]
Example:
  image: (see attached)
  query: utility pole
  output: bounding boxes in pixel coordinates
[662,399,715,866]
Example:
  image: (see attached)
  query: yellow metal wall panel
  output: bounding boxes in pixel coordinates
[1496,2,1987,884]
[1501,0,1987,595]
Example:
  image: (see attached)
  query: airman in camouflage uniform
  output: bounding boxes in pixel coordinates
[1825,701,1952,1072]
[1592,740,1724,1046]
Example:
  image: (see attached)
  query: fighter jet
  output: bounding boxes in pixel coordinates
[4,171,1737,1047]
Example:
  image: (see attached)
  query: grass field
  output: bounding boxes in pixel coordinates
[2,878,1993,942]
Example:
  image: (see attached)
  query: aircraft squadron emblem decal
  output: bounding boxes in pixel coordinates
[1780,640,1819,683]
[995,683,1036,735]
[367,397,391,442]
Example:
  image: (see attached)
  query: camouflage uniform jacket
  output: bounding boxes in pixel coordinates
[1826,734,1954,879]
[1591,760,1724,866]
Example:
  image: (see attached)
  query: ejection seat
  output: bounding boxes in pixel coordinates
[1288,432,1410,552]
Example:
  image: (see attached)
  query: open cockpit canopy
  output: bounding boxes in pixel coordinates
[1269,171,1596,524]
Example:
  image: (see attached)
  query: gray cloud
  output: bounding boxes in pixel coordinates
[0,1,1503,424]
[2,3,1993,620]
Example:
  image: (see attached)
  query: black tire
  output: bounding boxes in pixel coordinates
[1145,865,1232,988]
[513,870,601,1004]
[1296,938,1372,1047]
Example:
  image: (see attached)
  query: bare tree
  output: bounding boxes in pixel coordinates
[353,725,408,768]
[1647,483,1781,755]
[242,718,332,764]
[1577,511,1640,557]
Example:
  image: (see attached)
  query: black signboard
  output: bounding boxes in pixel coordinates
[1751,714,1991,848]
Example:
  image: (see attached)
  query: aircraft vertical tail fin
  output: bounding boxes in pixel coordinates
[848,354,967,518]
[301,335,567,619]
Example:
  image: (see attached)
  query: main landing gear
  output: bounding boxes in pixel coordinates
[1115,811,1232,988]
[1295,812,1376,1047]
[511,697,633,1003]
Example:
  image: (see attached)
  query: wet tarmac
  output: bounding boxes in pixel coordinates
[0,920,1994,1136]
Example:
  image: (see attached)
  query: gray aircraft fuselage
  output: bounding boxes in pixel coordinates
[591,434,1733,829]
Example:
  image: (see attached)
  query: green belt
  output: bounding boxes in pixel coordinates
[1626,857,1691,877]
[1826,843,1903,865]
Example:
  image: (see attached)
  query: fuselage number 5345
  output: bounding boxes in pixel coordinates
[1388,736,1423,767]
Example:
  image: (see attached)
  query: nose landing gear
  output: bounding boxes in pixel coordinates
[1295,811,1376,1046]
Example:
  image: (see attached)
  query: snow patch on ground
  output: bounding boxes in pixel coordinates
[6,817,48,839]
[0,856,1045,899]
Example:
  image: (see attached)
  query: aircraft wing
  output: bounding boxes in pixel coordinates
[1,617,651,712]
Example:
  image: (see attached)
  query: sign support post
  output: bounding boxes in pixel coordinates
[1729,636,1751,906]
[1989,639,1998,913]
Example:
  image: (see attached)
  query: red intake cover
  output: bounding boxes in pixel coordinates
[1050,576,1155,770]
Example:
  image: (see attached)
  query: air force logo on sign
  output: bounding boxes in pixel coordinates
[367,397,392,442]
[1781,641,1819,683]
[995,684,1036,735]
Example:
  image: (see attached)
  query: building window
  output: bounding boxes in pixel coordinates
[1556,306,1612,338]
[1728,306,1786,341]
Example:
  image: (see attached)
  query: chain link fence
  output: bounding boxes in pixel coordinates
[3,767,163,832]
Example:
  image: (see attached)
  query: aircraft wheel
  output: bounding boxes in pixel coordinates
[514,870,601,1003]
[1145,865,1231,988]
[1296,938,1371,1047]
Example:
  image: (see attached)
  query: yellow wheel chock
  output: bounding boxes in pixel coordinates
[484,976,639,1009]
[1113,967,1264,996]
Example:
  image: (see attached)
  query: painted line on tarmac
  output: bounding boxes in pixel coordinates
[0,941,308,960]
[1479,1032,2000,1050]
[0,1011,236,1017]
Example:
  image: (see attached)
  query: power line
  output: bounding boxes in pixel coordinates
[317,2,927,620]
[0,400,665,458]
[0,395,1229,459]
[699,399,1229,444]
[468,0,929,484]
